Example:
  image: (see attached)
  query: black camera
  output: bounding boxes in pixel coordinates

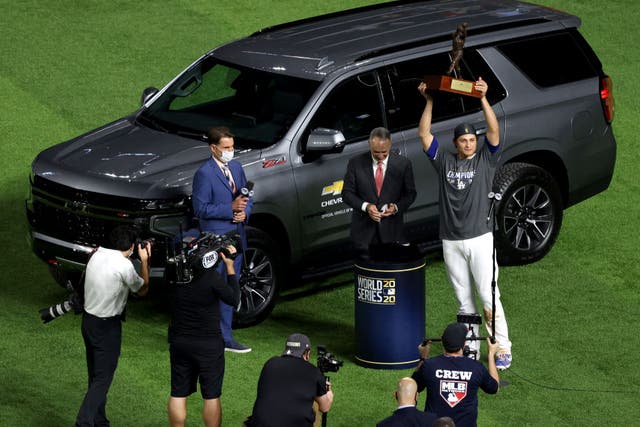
[168,231,241,284]
[39,279,83,323]
[457,313,482,325]
[135,237,156,250]
[457,313,482,360]
[317,345,343,374]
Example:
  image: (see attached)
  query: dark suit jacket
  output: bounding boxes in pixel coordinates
[377,406,438,427]
[192,157,253,236]
[342,151,416,249]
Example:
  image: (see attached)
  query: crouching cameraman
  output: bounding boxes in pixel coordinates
[245,334,334,427]
[75,226,151,427]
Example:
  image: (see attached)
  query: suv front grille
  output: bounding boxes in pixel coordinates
[31,198,116,246]
[29,176,186,250]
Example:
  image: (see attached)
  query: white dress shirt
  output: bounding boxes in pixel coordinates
[83,247,144,317]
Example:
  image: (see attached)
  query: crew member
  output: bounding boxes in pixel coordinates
[412,323,500,426]
[343,127,417,254]
[192,126,253,353]
[246,333,334,427]
[75,226,150,427]
[167,241,240,427]
[417,79,512,369]
[377,377,437,427]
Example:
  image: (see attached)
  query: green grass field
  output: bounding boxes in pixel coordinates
[1,0,639,425]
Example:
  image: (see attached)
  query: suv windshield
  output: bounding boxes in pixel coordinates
[139,56,319,149]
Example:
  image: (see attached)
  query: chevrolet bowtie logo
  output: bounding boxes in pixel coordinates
[322,180,344,196]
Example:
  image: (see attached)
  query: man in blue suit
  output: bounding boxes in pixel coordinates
[192,126,253,353]
[377,377,437,427]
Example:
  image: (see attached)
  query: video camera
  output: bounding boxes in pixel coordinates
[421,313,486,359]
[457,313,482,359]
[317,345,343,374]
[167,231,241,284]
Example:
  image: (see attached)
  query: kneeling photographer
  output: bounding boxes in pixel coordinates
[245,334,336,427]
[167,232,241,427]
[75,225,151,427]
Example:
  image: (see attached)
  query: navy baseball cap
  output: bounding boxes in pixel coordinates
[442,323,468,352]
[453,123,476,140]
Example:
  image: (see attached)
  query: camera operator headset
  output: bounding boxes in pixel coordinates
[75,225,151,427]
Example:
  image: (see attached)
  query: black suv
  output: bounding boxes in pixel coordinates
[26,0,616,325]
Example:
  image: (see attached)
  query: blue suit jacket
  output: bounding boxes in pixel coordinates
[376,406,438,427]
[192,157,253,236]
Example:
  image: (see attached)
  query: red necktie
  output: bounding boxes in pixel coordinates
[375,161,383,196]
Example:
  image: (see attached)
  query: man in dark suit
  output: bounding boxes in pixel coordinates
[343,127,417,254]
[192,126,253,353]
[377,377,437,427]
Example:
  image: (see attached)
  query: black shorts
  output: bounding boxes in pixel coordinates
[170,335,225,399]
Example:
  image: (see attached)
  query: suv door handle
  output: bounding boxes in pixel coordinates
[475,126,487,135]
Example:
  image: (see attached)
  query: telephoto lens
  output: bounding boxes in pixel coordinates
[39,300,74,323]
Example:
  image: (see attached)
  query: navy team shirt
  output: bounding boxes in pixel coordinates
[412,354,499,427]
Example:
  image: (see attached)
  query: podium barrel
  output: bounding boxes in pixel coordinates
[354,257,426,369]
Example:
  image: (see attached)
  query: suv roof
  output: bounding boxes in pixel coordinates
[212,0,579,80]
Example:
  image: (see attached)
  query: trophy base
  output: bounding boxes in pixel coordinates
[422,75,482,98]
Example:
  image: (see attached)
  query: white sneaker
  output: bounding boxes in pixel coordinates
[495,352,512,370]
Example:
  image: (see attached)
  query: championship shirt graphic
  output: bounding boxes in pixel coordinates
[439,380,468,408]
[446,168,476,190]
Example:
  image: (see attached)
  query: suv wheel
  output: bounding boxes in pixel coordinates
[493,162,563,265]
[233,226,281,327]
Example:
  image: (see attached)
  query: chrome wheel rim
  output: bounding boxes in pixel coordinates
[501,184,555,251]
[238,246,275,319]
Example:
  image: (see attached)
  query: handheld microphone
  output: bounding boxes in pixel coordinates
[487,191,502,201]
[487,191,502,222]
[238,181,254,198]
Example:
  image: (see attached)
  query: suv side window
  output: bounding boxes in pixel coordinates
[383,50,505,132]
[496,31,597,87]
[306,71,383,144]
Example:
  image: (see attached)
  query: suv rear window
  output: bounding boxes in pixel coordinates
[497,31,597,87]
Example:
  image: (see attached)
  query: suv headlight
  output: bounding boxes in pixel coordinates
[144,197,187,211]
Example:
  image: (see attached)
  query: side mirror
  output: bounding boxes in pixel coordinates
[306,128,346,154]
[140,87,159,106]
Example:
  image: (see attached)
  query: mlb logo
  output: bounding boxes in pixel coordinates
[439,380,467,408]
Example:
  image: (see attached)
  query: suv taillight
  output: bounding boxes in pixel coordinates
[600,75,614,124]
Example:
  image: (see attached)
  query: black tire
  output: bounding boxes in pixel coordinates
[493,162,563,266]
[233,226,282,328]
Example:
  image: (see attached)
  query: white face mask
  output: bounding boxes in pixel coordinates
[220,150,234,163]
